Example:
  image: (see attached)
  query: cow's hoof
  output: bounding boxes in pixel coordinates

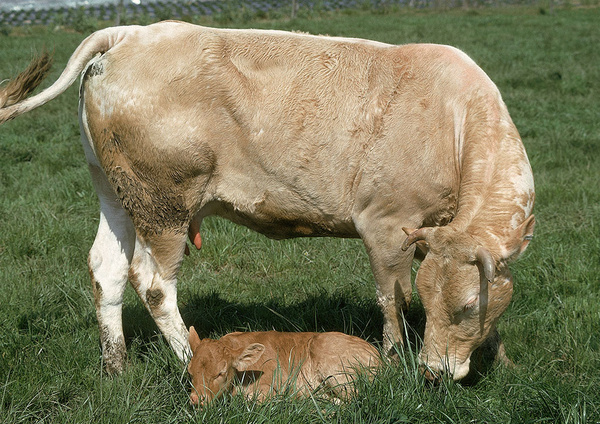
[101,335,127,375]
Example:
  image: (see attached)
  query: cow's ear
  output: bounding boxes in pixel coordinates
[189,326,201,352]
[232,343,265,372]
[505,215,535,259]
[518,215,535,255]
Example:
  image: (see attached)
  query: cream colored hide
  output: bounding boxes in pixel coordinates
[0,22,535,380]
[187,327,380,405]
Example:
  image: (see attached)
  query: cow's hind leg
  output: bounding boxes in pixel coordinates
[129,230,191,363]
[87,165,136,375]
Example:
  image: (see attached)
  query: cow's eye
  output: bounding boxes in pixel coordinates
[463,295,479,313]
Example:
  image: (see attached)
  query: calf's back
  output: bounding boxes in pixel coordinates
[188,328,380,404]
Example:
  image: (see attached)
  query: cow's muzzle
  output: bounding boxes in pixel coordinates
[190,392,205,406]
[421,367,444,384]
[419,355,471,382]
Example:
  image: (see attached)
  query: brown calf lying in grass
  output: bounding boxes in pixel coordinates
[187,327,381,405]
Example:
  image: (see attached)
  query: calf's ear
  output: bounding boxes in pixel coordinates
[232,343,265,372]
[189,326,201,352]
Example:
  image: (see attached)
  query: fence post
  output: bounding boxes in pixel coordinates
[115,0,124,25]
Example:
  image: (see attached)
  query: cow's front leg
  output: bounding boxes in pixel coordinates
[371,251,414,356]
[129,231,191,363]
[87,166,136,375]
[359,223,416,356]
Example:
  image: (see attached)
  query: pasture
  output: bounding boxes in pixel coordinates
[1,6,599,423]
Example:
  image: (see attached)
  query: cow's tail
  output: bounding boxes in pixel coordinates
[0,26,131,125]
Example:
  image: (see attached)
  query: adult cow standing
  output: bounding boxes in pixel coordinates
[0,22,534,381]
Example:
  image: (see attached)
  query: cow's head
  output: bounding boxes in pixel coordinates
[188,327,265,405]
[402,215,534,381]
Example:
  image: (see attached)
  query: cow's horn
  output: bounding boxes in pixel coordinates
[476,247,495,282]
[401,227,432,251]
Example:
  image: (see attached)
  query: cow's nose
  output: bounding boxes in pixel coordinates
[421,367,444,384]
[190,392,200,406]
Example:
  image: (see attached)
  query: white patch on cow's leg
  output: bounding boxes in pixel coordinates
[87,167,136,375]
[129,233,191,363]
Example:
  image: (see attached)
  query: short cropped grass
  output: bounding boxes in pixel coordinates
[1,6,599,423]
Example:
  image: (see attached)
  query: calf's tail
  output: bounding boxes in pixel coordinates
[0,26,132,125]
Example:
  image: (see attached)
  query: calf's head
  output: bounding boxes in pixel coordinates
[402,215,534,381]
[187,327,265,405]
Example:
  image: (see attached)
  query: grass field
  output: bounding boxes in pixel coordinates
[1,6,599,423]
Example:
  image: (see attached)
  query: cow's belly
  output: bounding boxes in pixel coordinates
[206,196,360,239]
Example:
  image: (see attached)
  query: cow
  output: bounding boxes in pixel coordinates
[187,327,380,405]
[0,21,535,381]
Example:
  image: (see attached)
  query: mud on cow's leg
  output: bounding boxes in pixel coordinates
[87,166,136,375]
[129,230,191,363]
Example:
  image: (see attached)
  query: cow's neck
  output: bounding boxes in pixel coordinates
[448,112,534,260]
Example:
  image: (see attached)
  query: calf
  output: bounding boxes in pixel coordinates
[187,327,380,405]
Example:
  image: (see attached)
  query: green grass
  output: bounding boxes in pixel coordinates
[1,6,599,423]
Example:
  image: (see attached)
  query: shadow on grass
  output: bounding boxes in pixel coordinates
[120,291,502,384]
[122,291,389,347]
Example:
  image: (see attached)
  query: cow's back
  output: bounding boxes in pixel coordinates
[80,22,498,240]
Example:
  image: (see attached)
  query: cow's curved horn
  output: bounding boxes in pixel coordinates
[401,227,432,251]
[476,247,495,282]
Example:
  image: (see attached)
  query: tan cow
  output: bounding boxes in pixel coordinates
[0,22,534,381]
[187,327,380,405]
